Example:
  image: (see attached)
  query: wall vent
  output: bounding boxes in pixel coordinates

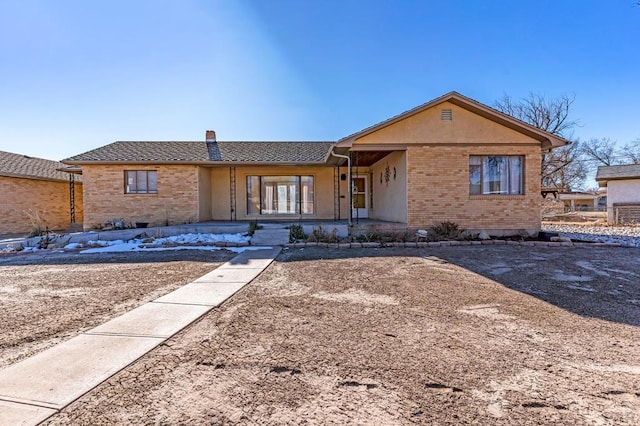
[441,109,452,120]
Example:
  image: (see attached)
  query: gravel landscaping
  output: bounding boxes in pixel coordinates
[31,245,640,425]
[542,223,640,247]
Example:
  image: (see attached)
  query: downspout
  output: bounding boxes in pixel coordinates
[330,150,351,226]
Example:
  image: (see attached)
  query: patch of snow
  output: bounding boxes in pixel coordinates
[70,232,257,254]
[160,233,250,245]
[575,261,610,277]
[566,284,596,292]
[64,243,83,250]
[81,244,266,254]
[491,267,513,275]
[553,271,593,282]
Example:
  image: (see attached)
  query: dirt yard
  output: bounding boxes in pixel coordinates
[19,245,635,425]
[0,250,235,369]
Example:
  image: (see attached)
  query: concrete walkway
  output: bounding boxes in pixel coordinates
[0,246,281,426]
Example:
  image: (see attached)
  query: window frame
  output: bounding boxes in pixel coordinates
[469,155,524,196]
[124,170,158,194]
[246,175,315,215]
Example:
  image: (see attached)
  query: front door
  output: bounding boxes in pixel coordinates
[352,175,368,219]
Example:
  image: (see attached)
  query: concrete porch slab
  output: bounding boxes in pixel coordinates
[0,334,162,409]
[86,303,212,338]
[250,229,290,245]
[0,400,57,426]
[153,281,247,306]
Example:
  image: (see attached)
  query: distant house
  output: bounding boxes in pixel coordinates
[0,151,83,235]
[596,164,640,224]
[62,92,568,236]
[557,190,606,212]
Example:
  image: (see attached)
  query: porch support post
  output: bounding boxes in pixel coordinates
[330,150,351,226]
[69,174,76,224]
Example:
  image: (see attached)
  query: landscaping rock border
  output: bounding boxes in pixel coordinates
[286,240,622,249]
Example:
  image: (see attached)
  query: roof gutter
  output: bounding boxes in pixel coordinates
[330,150,351,226]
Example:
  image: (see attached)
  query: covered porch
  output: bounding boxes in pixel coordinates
[334,145,408,225]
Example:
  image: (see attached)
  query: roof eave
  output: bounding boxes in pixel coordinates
[596,175,640,182]
[62,160,332,166]
[0,172,70,183]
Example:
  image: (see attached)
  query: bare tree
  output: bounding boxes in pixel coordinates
[540,141,587,190]
[494,93,578,137]
[621,139,640,164]
[581,137,618,166]
[494,93,586,190]
[582,137,640,167]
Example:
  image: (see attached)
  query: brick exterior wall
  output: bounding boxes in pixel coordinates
[354,101,545,235]
[75,101,551,234]
[0,176,83,235]
[81,164,199,230]
[406,145,541,234]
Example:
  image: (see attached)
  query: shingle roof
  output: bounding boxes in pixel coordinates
[596,164,640,182]
[63,142,211,162]
[0,150,76,182]
[63,141,336,164]
[215,142,334,163]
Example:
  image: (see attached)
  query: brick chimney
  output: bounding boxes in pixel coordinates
[205,130,216,142]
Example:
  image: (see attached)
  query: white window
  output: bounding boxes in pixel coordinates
[125,170,158,194]
[469,156,523,195]
[247,176,314,215]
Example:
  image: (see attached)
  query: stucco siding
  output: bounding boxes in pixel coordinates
[210,167,232,221]
[606,179,640,223]
[226,166,338,221]
[198,167,212,221]
[370,151,407,222]
[354,101,535,146]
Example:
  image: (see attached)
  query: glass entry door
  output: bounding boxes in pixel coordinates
[352,175,368,218]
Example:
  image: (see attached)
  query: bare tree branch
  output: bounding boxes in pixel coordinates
[621,139,640,164]
[581,138,618,166]
[495,93,579,139]
[495,93,585,190]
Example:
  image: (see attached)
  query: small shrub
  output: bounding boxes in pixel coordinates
[429,221,464,240]
[25,209,46,237]
[355,232,377,243]
[247,220,262,236]
[37,228,51,249]
[307,226,340,243]
[289,224,305,242]
[27,226,46,238]
[389,230,415,242]
[354,230,414,243]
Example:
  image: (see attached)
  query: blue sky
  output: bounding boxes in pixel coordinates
[0,0,638,163]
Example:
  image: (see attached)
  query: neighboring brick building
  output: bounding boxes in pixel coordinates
[63,92,567,236]
[0,151,83,235]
